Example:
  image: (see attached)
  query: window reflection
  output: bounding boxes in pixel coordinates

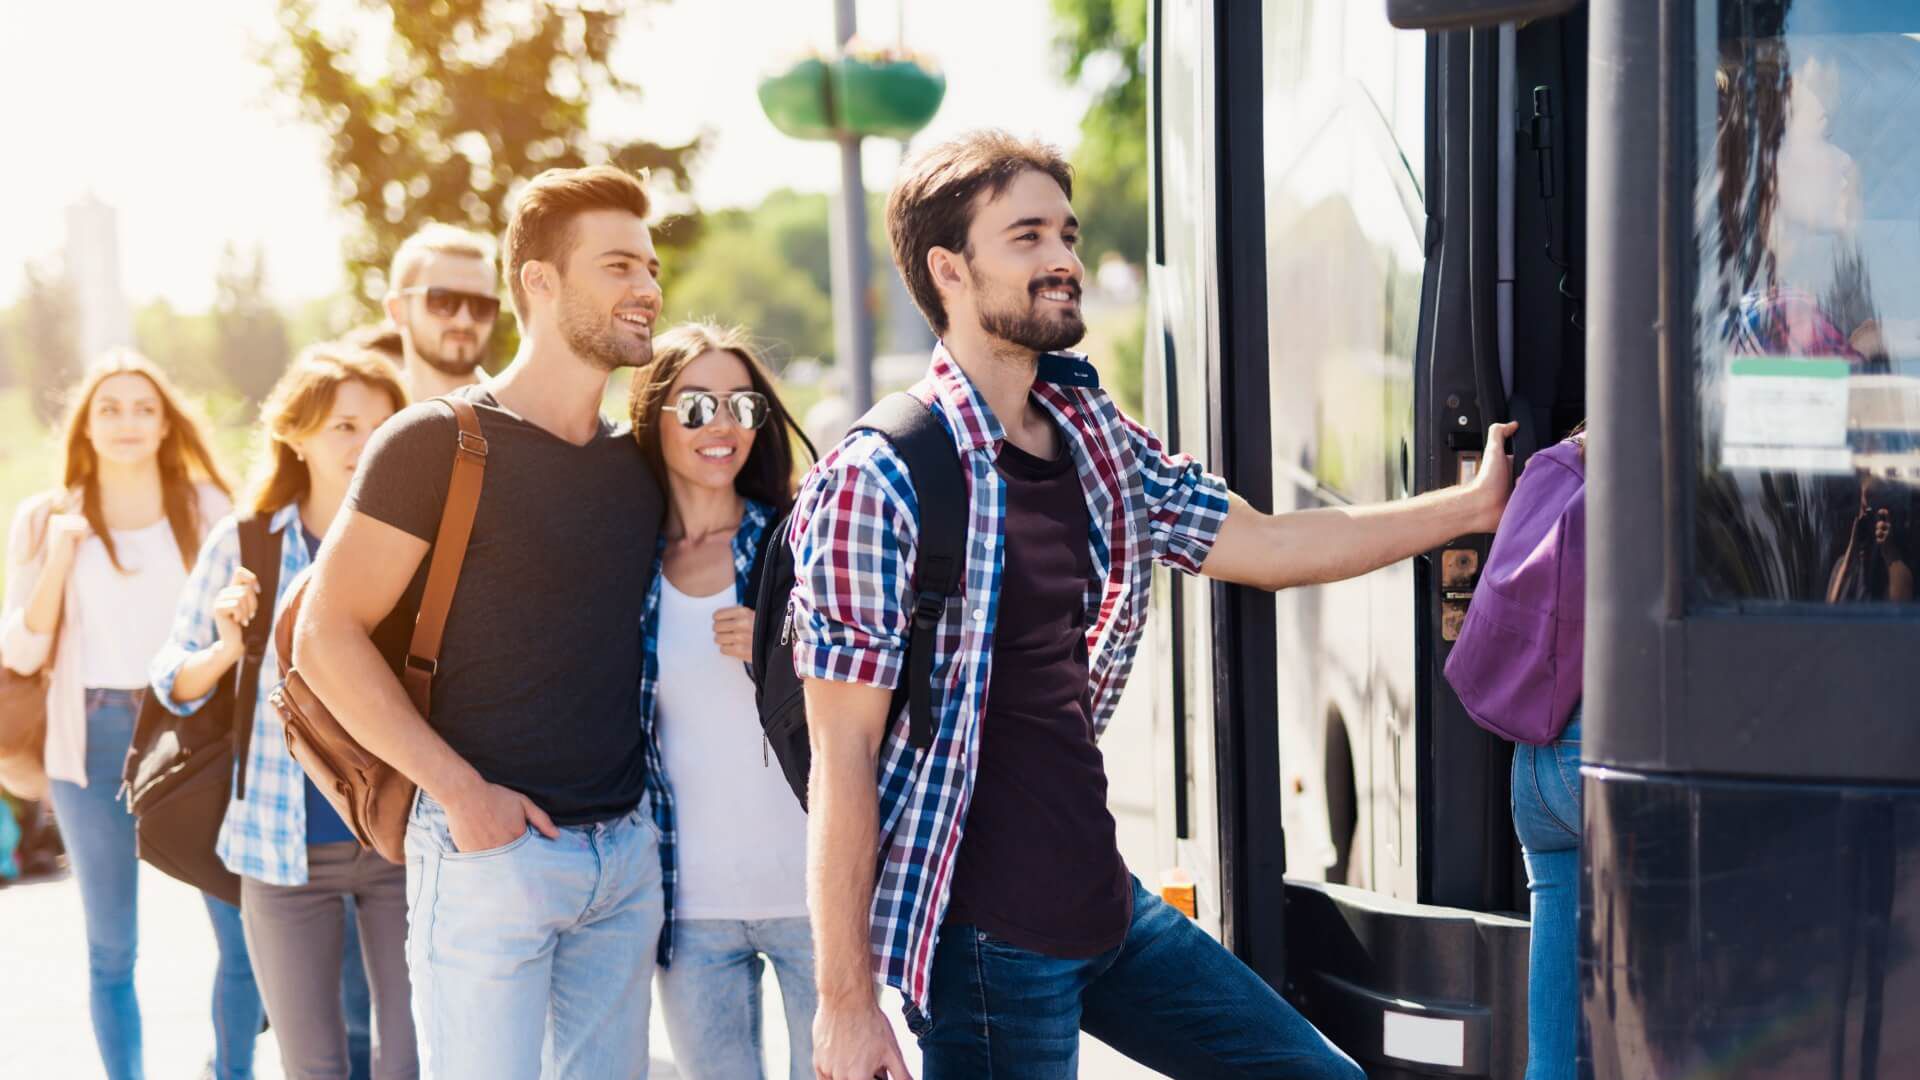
[1693,2,1920,608]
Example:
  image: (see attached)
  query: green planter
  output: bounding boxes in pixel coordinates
[758,56,837,141]
[758,54,945,142]
[832,57,945,140]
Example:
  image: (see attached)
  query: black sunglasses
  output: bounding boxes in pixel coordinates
[664,391,770,431]
[400,287,500,322]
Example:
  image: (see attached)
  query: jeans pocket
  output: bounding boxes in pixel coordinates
[440,826,534,861]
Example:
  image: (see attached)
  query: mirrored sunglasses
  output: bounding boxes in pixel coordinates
[401,287,500,322]
[666,391,770,431]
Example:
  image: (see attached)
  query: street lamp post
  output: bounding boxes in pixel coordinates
[756,12,945,415]
[829,0,875,413]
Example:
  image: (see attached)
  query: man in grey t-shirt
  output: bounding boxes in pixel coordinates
[296,165,672,1079]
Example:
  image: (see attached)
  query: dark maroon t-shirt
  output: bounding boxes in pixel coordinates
[941,434,1133,958]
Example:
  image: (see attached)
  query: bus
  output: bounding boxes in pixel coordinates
[1141,1,1920,1076]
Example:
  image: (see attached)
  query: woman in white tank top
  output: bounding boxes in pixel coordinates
[629,322,816,1080]
[0,351,261,1080]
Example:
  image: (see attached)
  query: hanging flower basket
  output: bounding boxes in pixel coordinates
[758,46,945,142]
[757,55,839,141]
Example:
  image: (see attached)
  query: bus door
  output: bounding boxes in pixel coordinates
[1587,2,1920,1075]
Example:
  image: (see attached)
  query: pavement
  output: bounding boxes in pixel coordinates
[0,691,1167,1079]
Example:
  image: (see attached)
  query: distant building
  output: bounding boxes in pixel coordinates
[65,195,132,364]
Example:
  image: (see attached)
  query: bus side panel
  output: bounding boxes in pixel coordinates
[1584,769,1920,1079]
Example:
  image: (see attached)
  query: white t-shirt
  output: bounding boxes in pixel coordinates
[656,576,810,921]
[72,517,192,690]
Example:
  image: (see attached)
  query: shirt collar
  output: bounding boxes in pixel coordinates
[924,342,1103,454]
[268,501,303,535]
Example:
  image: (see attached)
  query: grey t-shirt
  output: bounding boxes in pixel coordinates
[344,385,662,825]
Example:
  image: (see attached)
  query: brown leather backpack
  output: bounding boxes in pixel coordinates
[269,397,486,864]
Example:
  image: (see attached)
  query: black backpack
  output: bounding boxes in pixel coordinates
[123,515,281,907]
[749,393,967,809]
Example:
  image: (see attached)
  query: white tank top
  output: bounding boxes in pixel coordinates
[656,576,810,920]
[72,518,189,690]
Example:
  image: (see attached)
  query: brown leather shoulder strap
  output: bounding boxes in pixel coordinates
[400,396,487,715]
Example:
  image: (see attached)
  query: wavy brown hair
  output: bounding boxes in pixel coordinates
[245,343,408,518]
[54,350,232,571]
[627,322,812,512]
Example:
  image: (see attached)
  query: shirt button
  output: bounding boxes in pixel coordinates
[973,609,986,621]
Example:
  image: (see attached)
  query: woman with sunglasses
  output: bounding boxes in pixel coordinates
[628,321,816,1079]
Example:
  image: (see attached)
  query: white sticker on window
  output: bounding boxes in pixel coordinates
[1382,1010,1465,1068]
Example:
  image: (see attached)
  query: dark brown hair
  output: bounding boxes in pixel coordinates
[53,350,232,571]
[245,343,408,518]
[627,322,811,512]
[503,165,653,321]
[885,130,1074,334]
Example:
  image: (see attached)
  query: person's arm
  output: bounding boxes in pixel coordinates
[151,517,255,711]
[1,499,86,675]
[788,435,917,1080]
[805,678,914,1080]
[293,508,556,852]
[1200,423,1518,591]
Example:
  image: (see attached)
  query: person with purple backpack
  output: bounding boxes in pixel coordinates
[1443,427,1587,1080]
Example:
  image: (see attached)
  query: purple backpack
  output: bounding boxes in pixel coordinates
[1443,437,1585,746]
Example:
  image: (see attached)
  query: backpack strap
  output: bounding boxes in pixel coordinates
[851,393,966,752]
[401,397,488,717]
[232,515,284,801]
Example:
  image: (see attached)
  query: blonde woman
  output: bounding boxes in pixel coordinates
[0,351,249,1080]
[629,322,816,1079]
[151,343,417,1079]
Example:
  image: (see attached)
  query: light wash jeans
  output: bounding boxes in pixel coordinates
[48,688,263,1080]
[404,790,665,1079]
[1511,712,1583,1080]
[655,916,816,1080]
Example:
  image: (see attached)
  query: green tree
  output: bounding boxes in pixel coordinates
[19,262,80,425]
[213,244,292,404]
[1051,0,1149,269]
[134,300,222,394]
[272,0,702,337]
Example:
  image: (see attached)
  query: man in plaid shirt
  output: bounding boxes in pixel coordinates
[792,131,1517,1079]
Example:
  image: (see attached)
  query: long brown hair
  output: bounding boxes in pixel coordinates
[627,322,811,512]
[246,343,409,518]
[55,350,232,571]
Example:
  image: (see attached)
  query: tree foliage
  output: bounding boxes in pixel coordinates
[271,0,701,326]
[1051,0,1149,269]
[213,245,293,405]
[19,262,80,425]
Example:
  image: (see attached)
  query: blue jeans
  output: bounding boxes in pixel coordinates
[655,916,816,1080]
[912,876,1363,1079]
[404,790,665,1079]
[1511,715,1583,1080]
[49,689,263,1080]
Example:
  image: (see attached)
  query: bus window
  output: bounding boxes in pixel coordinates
[1693,1,1920,608]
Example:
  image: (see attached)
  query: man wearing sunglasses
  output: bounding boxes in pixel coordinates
[383,223,502,401]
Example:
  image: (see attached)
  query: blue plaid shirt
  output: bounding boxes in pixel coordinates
[636,498,775,966]
[150,502,315,886]
[787,344,1231,1014]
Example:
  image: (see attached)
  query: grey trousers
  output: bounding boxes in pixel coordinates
[241,841,418,1079]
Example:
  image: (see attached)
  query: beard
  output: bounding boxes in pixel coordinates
[410,325,487,377]
[972,271,1087,354]
[559,278,651,372]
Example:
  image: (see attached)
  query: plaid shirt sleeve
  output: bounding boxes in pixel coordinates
[788,432,917,691]
[1122,415,1232,574]
[149,514,242,717]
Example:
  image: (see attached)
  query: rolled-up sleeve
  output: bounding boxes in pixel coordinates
[1,498,55,676]
[788,433,916,691]
[149,515,241,716]
[1126,416,1232,575]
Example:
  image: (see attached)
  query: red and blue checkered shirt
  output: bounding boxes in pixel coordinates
[787,344,1232,1014]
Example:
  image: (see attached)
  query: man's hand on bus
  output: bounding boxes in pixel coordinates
[1200,421,1519,592]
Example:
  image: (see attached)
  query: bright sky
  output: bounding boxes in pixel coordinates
[0,1,1094,311]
